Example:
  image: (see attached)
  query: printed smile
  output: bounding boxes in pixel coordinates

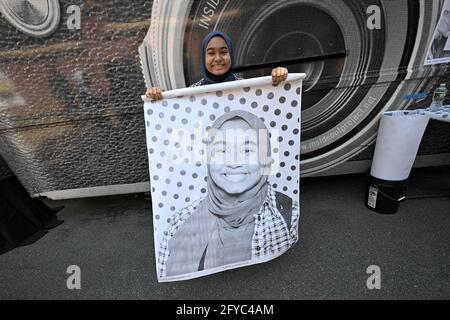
[223,173,247,176]
[222,172,248,181]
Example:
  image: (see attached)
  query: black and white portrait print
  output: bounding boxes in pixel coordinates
[425,0,450,64]
[143,75,304,282]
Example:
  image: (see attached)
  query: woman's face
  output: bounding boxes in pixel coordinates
[208,119,265,195]
[205,36,232,76]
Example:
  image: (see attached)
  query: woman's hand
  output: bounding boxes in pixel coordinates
[272,67,288,85]
[145,87,164,101]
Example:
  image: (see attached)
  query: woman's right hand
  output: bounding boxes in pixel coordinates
[145,87,164,101]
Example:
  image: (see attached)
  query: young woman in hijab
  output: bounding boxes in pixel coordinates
[158,110,299,278]
[146,31,288,100]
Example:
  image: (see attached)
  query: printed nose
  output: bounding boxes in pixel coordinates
[226,164,242,169]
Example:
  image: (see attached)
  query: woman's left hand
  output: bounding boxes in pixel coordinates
[272,67,288,85]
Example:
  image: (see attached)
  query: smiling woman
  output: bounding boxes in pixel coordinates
[146,31,288,100]
[157,110,299,278]
[204,34,233,79]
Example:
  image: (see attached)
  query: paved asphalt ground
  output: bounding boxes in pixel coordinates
[0,166,449,300]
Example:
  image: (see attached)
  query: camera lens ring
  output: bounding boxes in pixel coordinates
[141,0,442,176]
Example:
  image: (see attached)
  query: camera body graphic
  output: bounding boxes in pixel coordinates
[0,0,448,199]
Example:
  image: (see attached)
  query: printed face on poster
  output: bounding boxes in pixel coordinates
[425,0,450,65]
[143,74,304,282]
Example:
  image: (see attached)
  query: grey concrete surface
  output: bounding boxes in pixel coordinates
[0,167,449,300]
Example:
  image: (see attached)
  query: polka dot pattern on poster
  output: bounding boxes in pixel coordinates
[144,78,302,239]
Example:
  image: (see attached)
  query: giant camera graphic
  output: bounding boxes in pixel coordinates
[140,0,445,176]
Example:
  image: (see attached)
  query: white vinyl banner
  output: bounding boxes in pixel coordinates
[143,74,304,282]
[370,111,430,181]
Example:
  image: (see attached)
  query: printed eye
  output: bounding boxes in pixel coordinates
[214,148,226,154]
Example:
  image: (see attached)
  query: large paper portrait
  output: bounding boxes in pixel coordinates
[425,0,450,65]
[143,74,304,282]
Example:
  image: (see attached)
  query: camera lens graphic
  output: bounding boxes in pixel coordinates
[235,4,344,105]
[141,0,444,176]
[0,0,60,37]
